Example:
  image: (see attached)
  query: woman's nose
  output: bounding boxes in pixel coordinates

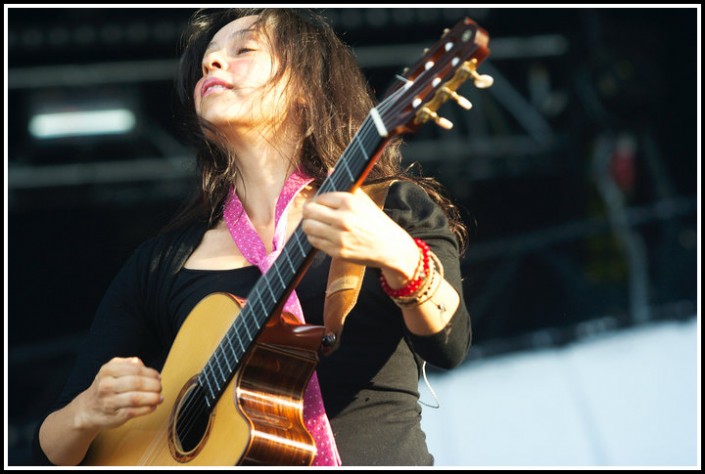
[202,50,228,75]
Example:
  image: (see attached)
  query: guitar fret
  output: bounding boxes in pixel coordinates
[319,179,335,194]
[203,365,216,400]
[341,152,356,181]
[256,290,270,321]
[214,352,227,382]
[238,310,253,340]
[284,250,296,273]
[263,278,277,302]
[333,172,347,192]
[224,351,237,372]
[294,233,307,258]
[231,326,246,353]
[274,263,287,288]
[354,134,370,161]
[224,333,238,367]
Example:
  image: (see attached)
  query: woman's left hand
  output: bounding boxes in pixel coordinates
[303,187,461,335]
[301,188,418,276]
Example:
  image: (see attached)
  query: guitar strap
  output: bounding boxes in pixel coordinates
[321,181,391,356]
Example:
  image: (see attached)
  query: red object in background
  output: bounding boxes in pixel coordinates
[610,134,637,193]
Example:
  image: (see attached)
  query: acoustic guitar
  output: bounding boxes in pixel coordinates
[83,16,492,466]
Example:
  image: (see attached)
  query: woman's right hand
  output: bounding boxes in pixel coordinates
[77,356,163,431]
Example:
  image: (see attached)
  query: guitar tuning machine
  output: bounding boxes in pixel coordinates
[417,106,453,130]
[440,86,472,110]
[464,58,494,89]
[471,71,494,89]
[430,111,453,130]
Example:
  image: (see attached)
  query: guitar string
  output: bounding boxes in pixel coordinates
[152,35,482,461]
[129,27,468,462]
[140,53,456,461]
[137,125,372,465]
[166,111,384,461]
[134,86,407,464]
[202,110,384,392]
[196,80,414,397]
[138,49,475,459]
[126,25,478,461]
[140,62,456,462]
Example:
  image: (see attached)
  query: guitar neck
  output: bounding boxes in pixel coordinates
[198,115,386,407]
[196,13,494,407]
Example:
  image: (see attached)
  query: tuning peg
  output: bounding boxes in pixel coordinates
[462,59,494,89]
[471,71,494,89]
[417,106,453,129]
[440,86,473,110]
[429,110,454,130]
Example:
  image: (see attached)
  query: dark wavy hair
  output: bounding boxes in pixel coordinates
[168,8,468,254]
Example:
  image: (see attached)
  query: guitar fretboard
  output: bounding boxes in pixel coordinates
[197,115,385,407]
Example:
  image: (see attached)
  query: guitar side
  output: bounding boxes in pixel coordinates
[83,292,322,466]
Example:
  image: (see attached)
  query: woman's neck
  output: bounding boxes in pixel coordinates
[226,127,302,227]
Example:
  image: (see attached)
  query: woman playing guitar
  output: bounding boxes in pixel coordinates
[33,8,485,466]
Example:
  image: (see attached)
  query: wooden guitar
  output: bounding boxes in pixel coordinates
[82,16,492,466]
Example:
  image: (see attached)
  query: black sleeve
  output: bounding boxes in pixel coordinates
[29,221,205,465]
[29,239,166,465]
[384,180,472,369]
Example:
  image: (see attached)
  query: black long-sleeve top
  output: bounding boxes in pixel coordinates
[31,180,472,466]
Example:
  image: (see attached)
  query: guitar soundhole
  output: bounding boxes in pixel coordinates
[170,383,212,460]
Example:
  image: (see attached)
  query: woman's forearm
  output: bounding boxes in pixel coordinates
[399,277,460,336]
[38,392,100,466]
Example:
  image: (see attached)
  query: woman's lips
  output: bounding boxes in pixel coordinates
[201,77,233,98]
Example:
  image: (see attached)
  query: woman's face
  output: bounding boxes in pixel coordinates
[194,15,287,131]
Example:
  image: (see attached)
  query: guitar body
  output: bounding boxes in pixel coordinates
[83,292,323,466]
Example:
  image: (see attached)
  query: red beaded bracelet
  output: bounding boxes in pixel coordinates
[380,238,430,298]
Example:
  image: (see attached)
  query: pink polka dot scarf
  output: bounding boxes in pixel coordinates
[222,169,342,466]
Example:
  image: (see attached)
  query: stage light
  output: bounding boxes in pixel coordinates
[28,107,136,140]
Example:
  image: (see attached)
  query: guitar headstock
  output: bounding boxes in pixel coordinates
[377,17,492,136]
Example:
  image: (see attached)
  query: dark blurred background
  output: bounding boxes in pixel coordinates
[6,7,698,465]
